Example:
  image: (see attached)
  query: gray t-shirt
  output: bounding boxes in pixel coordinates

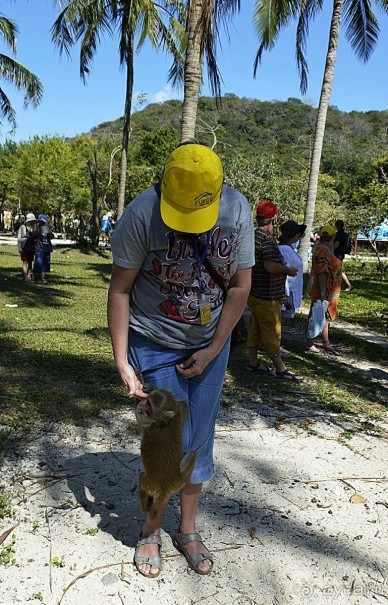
[111,184,255,349]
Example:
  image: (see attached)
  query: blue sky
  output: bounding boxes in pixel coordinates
[2,0,388,142]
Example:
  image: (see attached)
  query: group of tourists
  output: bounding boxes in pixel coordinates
[17,213,54,282]
[107,142,353,579]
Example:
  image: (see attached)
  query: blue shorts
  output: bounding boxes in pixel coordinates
[33,250,51,274]
[128,330,230,484]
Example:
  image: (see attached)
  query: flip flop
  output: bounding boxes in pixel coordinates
[133,534,162,579]
[306,346,320,354]
[323,347,340,356]
[173,532,213,575]
[275,368,304,382]
[246,364,273,375]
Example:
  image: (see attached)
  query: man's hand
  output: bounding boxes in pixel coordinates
[176,347,215,379]
[118,363,148,399]
[286,266,298,277]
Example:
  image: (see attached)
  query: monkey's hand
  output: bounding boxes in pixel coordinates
[176,347,215,378]
[118,363,148,399]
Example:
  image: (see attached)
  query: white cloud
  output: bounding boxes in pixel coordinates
[151,86,182,104]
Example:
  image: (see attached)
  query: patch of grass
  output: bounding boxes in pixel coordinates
[0,246,128,449]
[85,527,99,536]
[0,491,16,520]
[52,555,66,568]
[1,245,387,450]
[0,534,16,566]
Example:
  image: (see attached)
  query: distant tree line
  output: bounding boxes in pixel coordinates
[1,96,387,251]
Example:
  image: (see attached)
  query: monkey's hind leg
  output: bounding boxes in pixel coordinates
[138,472,154,513]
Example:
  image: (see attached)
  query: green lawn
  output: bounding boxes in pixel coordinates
[0,245,387,452]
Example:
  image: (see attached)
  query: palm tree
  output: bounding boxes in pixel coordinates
[179,0,241,142]
[0,12,43,131]
[253,0,387,270]
[51,0,184,218]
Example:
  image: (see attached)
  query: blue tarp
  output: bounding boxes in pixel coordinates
[357,220,388,242]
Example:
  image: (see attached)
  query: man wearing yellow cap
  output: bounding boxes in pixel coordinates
[108,143,254,578]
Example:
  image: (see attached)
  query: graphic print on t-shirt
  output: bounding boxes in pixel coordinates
[152,227,237,324]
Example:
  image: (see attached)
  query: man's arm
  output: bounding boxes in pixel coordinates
[264,260,298,277]
[107,263,147,398]
[176,268,252,378]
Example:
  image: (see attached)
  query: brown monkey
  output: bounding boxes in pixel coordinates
[135,378,196,518]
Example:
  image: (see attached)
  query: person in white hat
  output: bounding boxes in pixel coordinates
[17,213,39,281]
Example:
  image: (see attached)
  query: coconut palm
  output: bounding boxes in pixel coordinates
[51,0,185,218]
[178,0,241,142]
[253,0,388,269]
[0,12,43,131]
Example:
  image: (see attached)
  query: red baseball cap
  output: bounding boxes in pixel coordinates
[256,200,278,221]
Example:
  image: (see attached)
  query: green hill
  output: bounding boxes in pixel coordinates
[89,95,388,169]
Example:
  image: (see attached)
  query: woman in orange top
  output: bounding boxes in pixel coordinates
[307,225,342,355]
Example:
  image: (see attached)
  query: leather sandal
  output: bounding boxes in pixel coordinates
[172,532,214,575]
[133,534,162,578]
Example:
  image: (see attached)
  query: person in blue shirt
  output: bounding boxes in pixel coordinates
[33,214,54,283]
[100,212,114,246]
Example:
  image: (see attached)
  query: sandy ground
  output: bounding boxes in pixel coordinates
[0,383,387,605]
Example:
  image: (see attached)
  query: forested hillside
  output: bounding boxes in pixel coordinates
[1,96,387,244]
[90,95,388,171]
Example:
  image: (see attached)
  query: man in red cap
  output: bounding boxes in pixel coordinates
[246,200,304,382]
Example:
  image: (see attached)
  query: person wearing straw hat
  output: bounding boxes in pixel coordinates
[108,142,255,578]
[17,213,39,281]
[306,224,342,355]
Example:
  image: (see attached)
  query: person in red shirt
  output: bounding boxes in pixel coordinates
[247,201,303,382]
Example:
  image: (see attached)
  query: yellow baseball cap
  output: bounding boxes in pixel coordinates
[319,224,336,237]
[161,144,223,233]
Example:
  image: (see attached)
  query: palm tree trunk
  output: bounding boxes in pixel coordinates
[181,0,204,142]
[117,33,134,219]
[299,0,343,272]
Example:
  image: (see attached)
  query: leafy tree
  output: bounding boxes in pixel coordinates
[0,11,43,131]
[51,0,184,218]
[253,0,388,270]
[136,126,179,176]
[347,157,388,278]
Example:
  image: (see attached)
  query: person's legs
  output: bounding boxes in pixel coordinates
[136,499,170,577]
[22,259,29,280]
[261,301,303,380]
[128,331,230,575]
[321,321,330,347]
[247,295,267,370]
[259,300,284,371]
[342,270,352,290]
[179,482,212,574]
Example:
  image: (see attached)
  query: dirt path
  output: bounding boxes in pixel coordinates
[1,388,387,605]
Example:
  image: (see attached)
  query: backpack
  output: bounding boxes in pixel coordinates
[343,232,352,254]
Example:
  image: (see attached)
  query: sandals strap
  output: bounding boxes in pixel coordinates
[173,532,214,570]
[138,534,162,547]
[134,534,162,574]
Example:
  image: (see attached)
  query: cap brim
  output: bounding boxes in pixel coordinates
[160,191,220,234]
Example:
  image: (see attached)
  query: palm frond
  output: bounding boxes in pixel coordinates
[0,86,16,131]
[296,0,323,93]
[373,0,388,14]
[0,54,43,107]
[253,0,301,76]
[343,0,379,61]
[0,15,18,53]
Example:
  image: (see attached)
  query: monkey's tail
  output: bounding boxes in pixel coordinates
[179,451,196,483]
